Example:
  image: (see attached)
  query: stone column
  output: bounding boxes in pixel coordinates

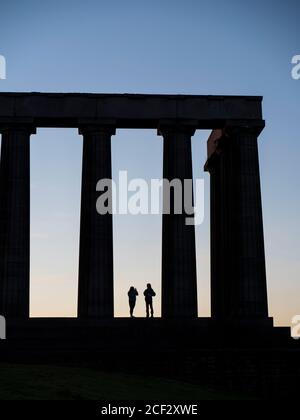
[0,124,35,318]
[205,130,229,320]
[205,154,223,319]
[78,124,115,318]
[205,121,269,320]
[158,121,198,318]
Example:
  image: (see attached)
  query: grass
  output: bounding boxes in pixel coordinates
[0,364,250,400]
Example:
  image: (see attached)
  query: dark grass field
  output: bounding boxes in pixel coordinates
[0,364,251,400]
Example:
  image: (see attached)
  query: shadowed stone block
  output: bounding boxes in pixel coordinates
[0,93,263,128]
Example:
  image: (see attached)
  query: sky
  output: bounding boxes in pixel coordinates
[0,0,299,325]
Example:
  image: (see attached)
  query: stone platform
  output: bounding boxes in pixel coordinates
[0,318,299,399]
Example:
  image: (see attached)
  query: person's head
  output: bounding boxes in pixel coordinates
[129,286,135,292]
[147,283,151,289]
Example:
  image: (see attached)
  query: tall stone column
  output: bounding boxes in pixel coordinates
[205,121,269,320]
[158,121,198,318]
[205,153,224,319]
[205,130,230,320]
[77,124,115,318]
[0,124,35,318]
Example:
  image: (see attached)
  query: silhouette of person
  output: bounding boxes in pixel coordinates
[128,286,138,317]
[143,283,156,318]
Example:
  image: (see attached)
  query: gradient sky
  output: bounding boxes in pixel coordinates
[0,0,299,325]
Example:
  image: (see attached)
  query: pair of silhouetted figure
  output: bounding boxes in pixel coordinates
[128,283,156,318]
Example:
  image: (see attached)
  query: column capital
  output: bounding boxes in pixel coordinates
[223,119,265,138]
[78,119,116,136]
[203,120,265,172]
[0,123,36,135]
[79,126,116,137]
[157,119,198,137]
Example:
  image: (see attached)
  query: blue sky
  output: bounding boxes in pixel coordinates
[0,0,299,324]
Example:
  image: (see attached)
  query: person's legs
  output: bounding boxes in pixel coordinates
[146,301,150,317]
[150,301,154,317]
[129,301,135,317]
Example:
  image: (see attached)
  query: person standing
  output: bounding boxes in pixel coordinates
[128,286,138,317]
[143,283,156,318]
